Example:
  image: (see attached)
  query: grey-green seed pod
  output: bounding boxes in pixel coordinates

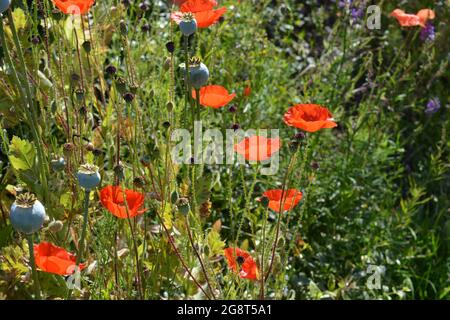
[170,191,179,204]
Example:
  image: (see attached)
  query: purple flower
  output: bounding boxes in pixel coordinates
[425,98,440,114]
[420,22,436,42]
[351,8,365,21]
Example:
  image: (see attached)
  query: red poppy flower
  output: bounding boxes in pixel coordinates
[51,0,95,15]
[34,242,85,275]
[234,136,281,161]
[391,9,435,28]
[171,0,227,28]
[224,247,259,281]
[99,185,146,219]
[243,85,251,97]
[192,85,236,108]
[283,104,337,133]
[260,189,303,213]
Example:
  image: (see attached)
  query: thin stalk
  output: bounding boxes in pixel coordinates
[67,189,90,299]
[265,150,298,282]
[259,206,269,299]
[26,234,41,300]
[185,217,216,299]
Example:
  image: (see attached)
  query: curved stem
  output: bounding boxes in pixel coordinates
[26,234,41,300]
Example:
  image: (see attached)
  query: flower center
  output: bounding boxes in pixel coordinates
[78,163,99,174]
[236,256,245,266]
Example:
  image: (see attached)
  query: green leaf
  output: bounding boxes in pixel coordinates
[207,229,225,258]
[8,136,36,171]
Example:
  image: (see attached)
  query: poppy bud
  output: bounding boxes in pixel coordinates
[228,105,237,113]
[166,41,175,53]
[260,196,270,208]
[92,148,103,157]
[289,140,300,152]
[75,88,85,102]
[311,162,320,170]
[166,101,174,112]
[170,191,179,204]
[139,2,149,11]
[119,20,128,36]
[71,73,81,83]
[105,65,117,75]
[294,132,306,141]
[122,92,135,103]
[114,162,125,182]
[86,142,95,152]
[133,176,145,188]
[31,36,40,45]
[51,8,63,20]
[115,77,127,94]
[163,57,171,71]
[48,220,63,233]
[63,142,75,155]
[82,41,91,53]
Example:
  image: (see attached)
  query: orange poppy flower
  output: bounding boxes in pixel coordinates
[51,0,95,15]
[260,189,303,212]
[224,247,259,281]
[192,85,236,108]
[99,185,146,219]
[391,9,435,28]
[34,242,85,275]
[234,136,281,162]
[171,0,227,28]
[283,104,337,133]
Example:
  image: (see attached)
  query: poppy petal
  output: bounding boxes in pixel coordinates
[192,85,236,108]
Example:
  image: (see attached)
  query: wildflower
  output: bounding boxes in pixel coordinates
[192,85,236,108]
[99,185,146,219]
[259,189,302,213]
[51,0,95,15]
[420,22,436,42]
[10,193,47,234]
[234,136,281,161]
[391,9,435,28]
[425,98,441,115]
[34,242,85,275]
[171,0,227,29]
[224,247,259,280]
[283,104,337,133]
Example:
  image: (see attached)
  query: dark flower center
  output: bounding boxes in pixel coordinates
[236,256,245,265]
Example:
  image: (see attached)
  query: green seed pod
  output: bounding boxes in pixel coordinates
[166,101,174,112]
[170,191,179,204]
[177,198,190,215]
[82,41,91,53]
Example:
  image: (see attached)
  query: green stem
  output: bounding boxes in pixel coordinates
[27,234,41,300]
[5,9,49,197]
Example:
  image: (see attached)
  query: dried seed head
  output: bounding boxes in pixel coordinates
[78,163,99,175]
